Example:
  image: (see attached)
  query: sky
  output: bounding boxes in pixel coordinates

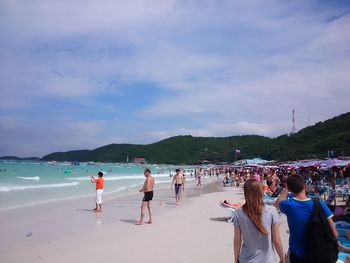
[0,0,350,157]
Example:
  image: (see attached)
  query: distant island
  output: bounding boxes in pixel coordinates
[40,112,350,164]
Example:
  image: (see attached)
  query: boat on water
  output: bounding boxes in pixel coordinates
[134,157,147,165]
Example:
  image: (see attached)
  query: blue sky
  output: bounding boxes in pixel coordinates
[0,0,350,157]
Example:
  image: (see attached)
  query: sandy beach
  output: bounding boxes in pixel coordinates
[0,180,290,263]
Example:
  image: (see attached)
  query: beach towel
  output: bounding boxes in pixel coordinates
[264,196,277,206]
[338,251,350,262]
[339,237,350,247]
[336,221,350,229]
[337,228,348,238]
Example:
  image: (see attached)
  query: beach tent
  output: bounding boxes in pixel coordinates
[290,159,349,169]
[234,158,269,166]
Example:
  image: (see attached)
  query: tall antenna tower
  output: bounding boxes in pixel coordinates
[292,109,296,134]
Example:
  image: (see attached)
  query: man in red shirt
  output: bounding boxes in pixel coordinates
[91,171,104,212]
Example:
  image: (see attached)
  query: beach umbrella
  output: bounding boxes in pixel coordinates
[299,160,321,168]
[319,159,339,167]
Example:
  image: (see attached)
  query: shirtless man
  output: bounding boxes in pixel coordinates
[197,169,202,188]
[136,168,155,225]
[171,169,185,205]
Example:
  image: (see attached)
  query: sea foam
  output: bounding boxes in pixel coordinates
[16,176,40,181]
[0,182,79,192]
[66,173,171,181]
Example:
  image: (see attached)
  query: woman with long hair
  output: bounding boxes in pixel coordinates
[233,178,285,263]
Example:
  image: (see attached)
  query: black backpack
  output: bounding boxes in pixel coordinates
[305,199,339,263]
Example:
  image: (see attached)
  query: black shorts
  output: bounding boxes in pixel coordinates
[175,184,182,195]
[143,191,154,202]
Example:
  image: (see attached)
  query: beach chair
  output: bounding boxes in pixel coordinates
[338,251,350,263]
[326,190,336,206]
[337,228,348,237]
[308,187,328,200]
[336,178,346,186]
[264,196,277,206]
[319,186,328,196]
[342,189,350,202]
[336,221,350,229]
[337,187,348,196]
[336,228,350,263]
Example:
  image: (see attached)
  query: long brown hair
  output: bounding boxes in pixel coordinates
[242,179,268,235]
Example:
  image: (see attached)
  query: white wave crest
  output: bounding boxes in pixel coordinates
[17,176,40,181]
[66,173,171,181]
[0,182,79,192]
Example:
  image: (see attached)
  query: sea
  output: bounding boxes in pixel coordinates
[0,160,195,210]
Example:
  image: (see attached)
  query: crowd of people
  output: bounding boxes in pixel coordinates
[88,161,350,262]
[223,163,350,263]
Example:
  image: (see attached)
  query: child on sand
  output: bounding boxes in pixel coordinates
[91,171,104,212]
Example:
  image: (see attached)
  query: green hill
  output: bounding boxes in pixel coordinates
[42,112,350,164]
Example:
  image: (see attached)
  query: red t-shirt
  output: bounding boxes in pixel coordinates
[96,178,104,190]
[263,185,270,191]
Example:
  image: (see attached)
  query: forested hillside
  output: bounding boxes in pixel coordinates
[42,112,350,164]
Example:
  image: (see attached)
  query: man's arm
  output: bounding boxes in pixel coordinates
[272,223,285,263]
[90,176,96,183]
[275,188,288,209]
[319,200,338,240]
[328,217,339,240]
[139,178,148,192]
[171,176,175,189]
[182,176,185,190]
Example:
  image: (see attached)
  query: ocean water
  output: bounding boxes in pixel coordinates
[0,161,195,210]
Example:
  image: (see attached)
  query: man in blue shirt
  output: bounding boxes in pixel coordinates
[276,174,338,263]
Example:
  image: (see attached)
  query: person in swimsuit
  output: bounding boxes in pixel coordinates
[171,169,185,205]
[197,170,202,188]
[136,168,155,225]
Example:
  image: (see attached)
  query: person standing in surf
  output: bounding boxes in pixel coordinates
[197,169,202,188]
[171,169,185,205]
[136,169,155,225]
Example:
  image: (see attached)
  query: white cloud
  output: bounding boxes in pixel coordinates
[140,10,350,128]
[0,117,124,156]
[0,0,349,155]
